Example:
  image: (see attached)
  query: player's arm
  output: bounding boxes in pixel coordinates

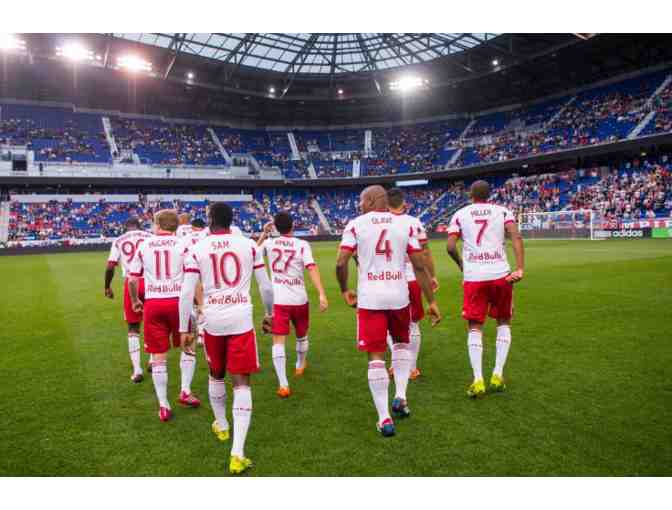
[256,221,274,246]
[335,248,357,307]
[128,276,142,312]
[179,271,199,354]
[104,262,116,299]
[409,249,441,326]
[446,234,463,273]
[254,265,274,316]
[306,265,328,311]
[505,221,525,283]
[423,243,439,290]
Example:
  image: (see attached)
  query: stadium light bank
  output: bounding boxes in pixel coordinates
[0,34,26,52]
[117,55,153,73]
[389,76,429,93]
[56,43,95,62]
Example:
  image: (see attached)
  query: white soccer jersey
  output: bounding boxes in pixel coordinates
[107,229,152,278]
[262,236,316,306]
[391,212,428,282]
[128,233,189,299]
[447,202,515,282]
[184,230,265,336]
[176,224,193,238]
[200,225,243,238]
[340,211,422,310]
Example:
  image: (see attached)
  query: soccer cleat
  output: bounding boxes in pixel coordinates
[229,455,253,475]
[467,379,486,399]
[276,386,291,399]
[376,418,396,437]
[158,406,173,422]
[294,361,308,377]
[211,420,230,442]
[391,398,411,419]
[130,373,144,383]
[489,374,507,393]
[178,391,201,408]
[409,368,421,380]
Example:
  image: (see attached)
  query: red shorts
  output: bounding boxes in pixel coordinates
[462,277,514,324]
[143,298,181,354]
[272,303,310,338]
[408,280,425,322]
[357,306,411,353]
[203,329,260,375]
[123,277,145,324]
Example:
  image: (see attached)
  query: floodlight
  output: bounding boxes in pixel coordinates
[117,55,152,72]
[389,76,425,93]
[0,34,25,51]
[492,59,499,66]
[57,43,94,62]
[269,86,276,94]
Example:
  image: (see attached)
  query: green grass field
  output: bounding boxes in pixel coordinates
[1,239,671,476]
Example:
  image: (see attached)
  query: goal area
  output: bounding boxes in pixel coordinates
[518,209,602,240]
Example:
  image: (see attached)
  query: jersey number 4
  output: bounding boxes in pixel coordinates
[375,229,392,262]
[209,252,242,288]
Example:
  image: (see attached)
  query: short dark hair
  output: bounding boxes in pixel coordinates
[274,211,293,235]
[191,218,206,229]
[387,187,405,209]
[126,217,141,230]
[209,202,233,230]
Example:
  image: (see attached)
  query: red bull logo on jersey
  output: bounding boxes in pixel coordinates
[367,270,403,281]
[148,282,182,294]
[207,293,249,305]
[467,250,504,262]
[273,276,303,286]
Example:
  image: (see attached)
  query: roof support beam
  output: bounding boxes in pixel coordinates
[356,34,383,95]
[279,34,320,98]
[164,33,186,79]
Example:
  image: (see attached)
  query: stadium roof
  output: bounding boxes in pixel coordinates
[111,33,500,76]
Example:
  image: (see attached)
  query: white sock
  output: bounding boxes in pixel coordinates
[386,332,393,352]
[391,343,411,400]
[409,322,421,372]
[151,360,170,408]
[468,329,483,382]
[208,376,229,431]
[232,386,252,458]
[272,344,288,388]
[180,351,196,394]
[128,333,142,375]
[367,360,391,424]
[295,337,309,369]
[494,325,512,377]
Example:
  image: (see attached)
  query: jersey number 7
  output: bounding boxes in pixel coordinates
[475,219,489,246]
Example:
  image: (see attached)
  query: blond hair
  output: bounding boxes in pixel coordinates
[155,209,179,232]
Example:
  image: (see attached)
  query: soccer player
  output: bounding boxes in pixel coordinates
[179,202,274,475]
[256,212,328,398]
[336,185,441,437]
[387,188,438,380]
[446,180,525,398]
[128,210,201,422]
[176,212,193,238]
[104,217,152,383]
[184,218,207,346]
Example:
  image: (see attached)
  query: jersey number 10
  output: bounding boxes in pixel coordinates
[209,252,242,288]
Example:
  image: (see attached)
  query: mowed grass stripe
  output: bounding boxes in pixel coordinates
[0,239,670,475]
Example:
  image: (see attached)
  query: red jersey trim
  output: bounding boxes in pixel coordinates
[305,263,316,269]
[107,261,118,268]
[129,271,143,277]
[253,264,265,270]
[184,268,200,274]
[504,219,515,225]
[156,232,174,236]
[340,245,356,252]
[211,228,231,235]
[407,246,423,254]
[419,239,429,245]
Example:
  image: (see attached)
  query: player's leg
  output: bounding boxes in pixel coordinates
[389,307,412,418]
[203,331,230,442]
[227,329,260,474]
[463,281,488,398]
[172,305,200,408]
[127,323,144,383]
[358,309,394,437]
[143,300,173,420]
[489,278,514,391]
[294,303,310,376]
[272,334,290,397]
[123,277,144,382]
[271,304,291,396]
[408,281,425,379]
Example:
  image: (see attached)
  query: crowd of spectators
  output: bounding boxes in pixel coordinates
[112,118,225,166]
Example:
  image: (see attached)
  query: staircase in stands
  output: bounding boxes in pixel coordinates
[311,199,332,234]
[208,128,233,165]
[102,117,120,162]
[287,132,301,161]
[0,200,10,243]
